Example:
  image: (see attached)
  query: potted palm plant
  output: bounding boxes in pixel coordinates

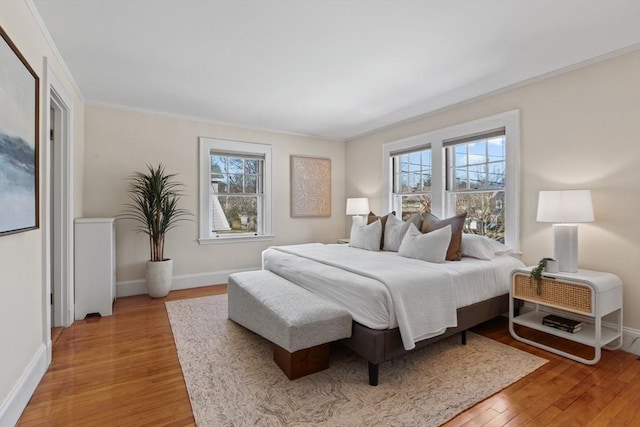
[122,164,191,298]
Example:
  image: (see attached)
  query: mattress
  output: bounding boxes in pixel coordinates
[262,244,524,331]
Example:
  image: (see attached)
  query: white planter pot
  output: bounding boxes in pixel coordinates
[145,259,173,298]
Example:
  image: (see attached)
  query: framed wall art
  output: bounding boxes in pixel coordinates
[290,155,331,217]
[0,26,40,236]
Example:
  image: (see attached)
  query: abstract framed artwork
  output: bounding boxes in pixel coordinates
[0,26,39,236]
[290,155,331,217]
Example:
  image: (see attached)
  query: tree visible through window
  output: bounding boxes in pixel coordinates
[198,137,272,243]
[446,132,506,242]
[385,111,519,248]
[392,148,432,221]
[210,153,263,235]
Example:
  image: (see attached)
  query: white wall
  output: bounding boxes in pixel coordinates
[83,105,346,293]
[0,1,85,424]
[346,50,640,337]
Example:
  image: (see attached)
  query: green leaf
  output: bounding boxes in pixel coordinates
[119,163,193,261]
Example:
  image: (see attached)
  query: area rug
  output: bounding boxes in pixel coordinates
[166,295,547,426]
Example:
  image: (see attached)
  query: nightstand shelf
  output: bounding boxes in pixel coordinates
[512,311,620,348]
[509,268,623,364]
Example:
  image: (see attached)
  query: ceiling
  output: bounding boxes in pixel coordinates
[33,1,640,140]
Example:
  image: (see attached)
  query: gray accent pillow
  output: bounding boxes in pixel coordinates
[398,223,451,263]
[383,213,422,252]
[350,219,382,252]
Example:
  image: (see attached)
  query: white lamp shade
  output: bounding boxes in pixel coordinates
[536,190,594,223]
[346,198,370,216]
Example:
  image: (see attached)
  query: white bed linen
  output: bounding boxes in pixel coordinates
[263,248,396,330]
[441,253,525,308]
[264,243,457,350]
[262,244,524,349]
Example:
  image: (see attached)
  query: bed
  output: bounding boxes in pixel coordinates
[262,242,524,385]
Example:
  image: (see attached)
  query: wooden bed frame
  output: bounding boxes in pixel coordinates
[339,293,511,386]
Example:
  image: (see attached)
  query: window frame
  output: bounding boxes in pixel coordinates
[198,137,273,244]
[382,110,520,251]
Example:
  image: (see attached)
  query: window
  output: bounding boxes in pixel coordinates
[383,110,520,249]
[445,130,506,242]
[199,137,273,243]
[391,147,432,221]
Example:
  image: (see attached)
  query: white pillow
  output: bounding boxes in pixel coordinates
[398,223,451,263]
[350,219,382,252]
[461,234,512,260]
[383,213,422,252]
[489,238,513,255]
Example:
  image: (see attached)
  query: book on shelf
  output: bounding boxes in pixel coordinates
[542,314,583,333]
[542,320,582,333]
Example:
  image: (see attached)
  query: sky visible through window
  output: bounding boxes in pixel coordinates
[392,135,506,242]
[448,136,506,241]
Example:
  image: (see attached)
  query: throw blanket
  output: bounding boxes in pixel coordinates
[267,244,457,350]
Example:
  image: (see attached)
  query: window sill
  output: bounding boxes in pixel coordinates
[198,234,275,245]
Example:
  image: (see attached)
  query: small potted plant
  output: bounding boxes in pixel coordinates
[121,163,191,298]
[530,257,554,296]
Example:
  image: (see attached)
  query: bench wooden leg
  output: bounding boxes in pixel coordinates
[273,343,330,380]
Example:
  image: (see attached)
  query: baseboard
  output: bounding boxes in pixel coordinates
[622,327,640,356]
[116,267,259,297]
[0,344,48,427]
[46,338,52,366]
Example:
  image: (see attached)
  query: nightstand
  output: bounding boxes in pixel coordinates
[337,238,350,244]
[509,268,623,364]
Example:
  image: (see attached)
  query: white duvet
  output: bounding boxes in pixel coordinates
[264,243,459,350]
[262,243,524,351]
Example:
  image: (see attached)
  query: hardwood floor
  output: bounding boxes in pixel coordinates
[50,327,63,345]
[19,286,226,426]
[19,286,638,426]
[445,320,639,427]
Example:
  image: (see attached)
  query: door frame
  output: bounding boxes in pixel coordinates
[42,58,75,362]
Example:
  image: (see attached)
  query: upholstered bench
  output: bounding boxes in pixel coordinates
[228,270,352,379]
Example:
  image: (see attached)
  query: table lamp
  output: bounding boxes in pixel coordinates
[346,198,369,227]
[536,190,594,273]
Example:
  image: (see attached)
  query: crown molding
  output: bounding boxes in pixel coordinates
[25,0,85,103]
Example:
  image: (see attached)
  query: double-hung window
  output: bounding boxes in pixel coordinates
[198,137,273,243]
[445,129,506,241]
[383,110,519,249]
[391,146,432,221]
